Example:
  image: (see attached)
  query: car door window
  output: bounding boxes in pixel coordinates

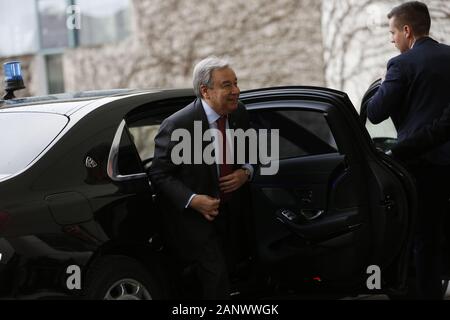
[125,99,192,169]
[117,125,145,176]
[0,112,68,177]
[360,79,397,151]
[128,124,160,168]
[250,108,339,159]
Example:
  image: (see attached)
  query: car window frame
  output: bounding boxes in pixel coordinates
[108,119,148,182]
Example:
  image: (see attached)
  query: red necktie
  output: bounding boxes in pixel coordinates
[217,116,233,201]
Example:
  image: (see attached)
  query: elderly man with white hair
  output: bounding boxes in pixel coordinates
[150,56,253,299]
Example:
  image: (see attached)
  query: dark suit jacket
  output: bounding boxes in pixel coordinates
[391,103,450,162]
[149,98,252,262]
[367,37,450,165]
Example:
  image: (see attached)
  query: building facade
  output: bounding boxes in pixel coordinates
[1,0,448,116]
[1,0,325,98]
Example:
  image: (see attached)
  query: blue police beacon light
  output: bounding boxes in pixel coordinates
[3,61,25,100]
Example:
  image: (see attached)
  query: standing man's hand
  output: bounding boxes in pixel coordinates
[219,169,249,194]
[189,195,220,221]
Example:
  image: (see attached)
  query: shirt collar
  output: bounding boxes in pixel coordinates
[201,99,221,124]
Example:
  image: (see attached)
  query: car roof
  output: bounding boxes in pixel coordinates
[0,89,146,111]
[0,89,175,115]
[0,86,351,116]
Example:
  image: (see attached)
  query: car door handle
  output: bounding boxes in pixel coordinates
[278,208,324,222]
[276,208,360,241]
[279,209,299,222]
[300,209,324,221]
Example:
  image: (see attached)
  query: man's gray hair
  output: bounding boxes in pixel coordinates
[193,56,230,98]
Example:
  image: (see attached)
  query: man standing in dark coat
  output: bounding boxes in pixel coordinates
[367,1,450,299]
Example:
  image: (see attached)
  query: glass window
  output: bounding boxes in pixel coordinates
[0,112,68,178]
[125,100,192,169]
[128,124,160,167]
[366,118,397,139]
[77,0,131,46]
[117,126,144,176]
[38,0,69,49]
[46,54,65,94]
[0,0,39,57]
[250,109,339,160]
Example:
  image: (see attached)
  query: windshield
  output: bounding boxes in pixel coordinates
[0,112,68,178]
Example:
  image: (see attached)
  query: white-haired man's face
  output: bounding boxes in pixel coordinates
[201,67,240,116]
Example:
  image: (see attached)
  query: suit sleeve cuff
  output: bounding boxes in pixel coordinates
[241,164,254,181]
[185,194,197,208]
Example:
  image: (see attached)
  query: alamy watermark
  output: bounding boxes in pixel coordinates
[171,121,280,175]
[366,265,381,290]
[66,264,81,290]
[66,5,81,30]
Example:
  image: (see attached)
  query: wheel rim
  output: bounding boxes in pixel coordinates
[104,278,152,300]
[442,280,449,297]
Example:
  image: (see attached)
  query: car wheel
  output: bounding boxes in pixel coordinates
[83,255,164,300]
[441,279,449,298]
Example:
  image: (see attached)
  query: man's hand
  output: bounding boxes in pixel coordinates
[189,195,220,222]
[219,169,248,194]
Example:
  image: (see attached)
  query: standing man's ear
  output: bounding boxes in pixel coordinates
[404,25,412,38]
[200,85,209,100]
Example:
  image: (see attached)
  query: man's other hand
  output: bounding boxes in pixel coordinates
[219,169,248,194]
[190,195,220,221]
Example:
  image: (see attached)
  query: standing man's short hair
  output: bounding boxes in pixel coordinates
[387,1,431,36]
[193,56,230,99]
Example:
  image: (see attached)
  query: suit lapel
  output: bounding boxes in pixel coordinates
[228,110,243,170]
[193,99,220,195]
[228,112,237,130]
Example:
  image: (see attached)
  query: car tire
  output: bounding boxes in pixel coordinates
[83,255,165,300]
[441,279,449,298]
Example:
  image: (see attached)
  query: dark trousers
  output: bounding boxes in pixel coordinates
[409,163,450,299]
[195,203,233,300]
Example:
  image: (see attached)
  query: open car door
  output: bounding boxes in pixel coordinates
[360,79,398,152]
[240,87,416,295]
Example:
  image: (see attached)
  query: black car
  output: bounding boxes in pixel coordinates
[0,85,420,300]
